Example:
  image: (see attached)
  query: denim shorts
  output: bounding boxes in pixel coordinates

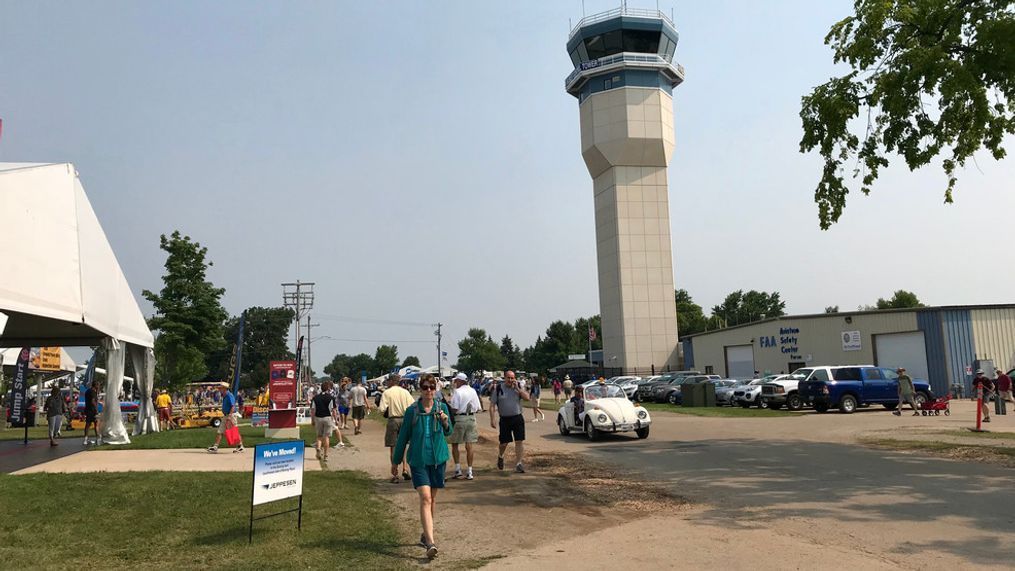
[410,462,446,489]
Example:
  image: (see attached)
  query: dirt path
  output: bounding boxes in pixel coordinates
[326,414,683,568]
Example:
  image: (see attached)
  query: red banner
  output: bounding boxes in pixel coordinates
[269,361,297,410]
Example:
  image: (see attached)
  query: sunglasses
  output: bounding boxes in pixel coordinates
[420,385,436,391]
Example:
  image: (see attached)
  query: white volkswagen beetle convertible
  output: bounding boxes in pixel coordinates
[557,383,651,441]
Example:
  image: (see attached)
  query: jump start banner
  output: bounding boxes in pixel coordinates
[252,440,304,506]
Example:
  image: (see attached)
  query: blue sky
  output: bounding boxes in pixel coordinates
[3,1,1013,372]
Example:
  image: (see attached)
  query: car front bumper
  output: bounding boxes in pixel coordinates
[594,419,649,433]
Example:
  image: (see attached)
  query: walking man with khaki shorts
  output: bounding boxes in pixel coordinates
[379,374,414,483]
[449,373,481,480]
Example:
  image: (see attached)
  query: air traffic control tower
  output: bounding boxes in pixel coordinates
[565,7,684,372]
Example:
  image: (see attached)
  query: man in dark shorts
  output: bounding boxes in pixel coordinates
[489,370,530,473]
[83,379,101,446]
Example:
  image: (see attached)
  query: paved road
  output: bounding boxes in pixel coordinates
[523,401,1015,569]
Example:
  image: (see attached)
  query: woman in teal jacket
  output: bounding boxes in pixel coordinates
[392,374,451,560]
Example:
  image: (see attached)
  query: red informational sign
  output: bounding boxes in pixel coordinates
[269,361,297,410]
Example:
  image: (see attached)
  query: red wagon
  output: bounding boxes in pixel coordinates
[919,394,951,416]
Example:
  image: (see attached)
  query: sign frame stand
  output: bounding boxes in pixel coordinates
[248,439,305,544]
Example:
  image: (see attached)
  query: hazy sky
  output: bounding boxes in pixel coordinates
[3,1,1013,373]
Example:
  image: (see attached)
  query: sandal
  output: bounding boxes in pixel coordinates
[402,471,411,481]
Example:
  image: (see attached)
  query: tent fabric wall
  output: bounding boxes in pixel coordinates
[0,163,154,348]
[99,338,130,444]
[131,345,158,435]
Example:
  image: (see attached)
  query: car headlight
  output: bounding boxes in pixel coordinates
[637,410,647,419]
[597,413,608,423]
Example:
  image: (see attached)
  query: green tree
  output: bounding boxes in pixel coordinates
[675,289,708,336]
[499,336,522,370]
[324,353,353,380]
[800,0,1015,229]
[374,344,399,374]
[142,231,227,389]
[456,328,505,373]
[207,307,295,390]
[526,321,580,374]
[875,289,924,309]
[573,315,602,351]
[347,353,377,380]
[711,290,787,328]
[401,355,421,368]
[825,305,840,313]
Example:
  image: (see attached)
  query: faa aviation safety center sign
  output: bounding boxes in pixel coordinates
[252,440,304,506]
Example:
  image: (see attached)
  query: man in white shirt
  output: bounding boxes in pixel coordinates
[448,372,482,480]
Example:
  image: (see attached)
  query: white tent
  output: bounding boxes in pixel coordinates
[0,347,77,372]
[0,163,157,441]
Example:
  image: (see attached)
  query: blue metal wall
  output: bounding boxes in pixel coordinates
[682,339,694,369]
[916,310,948,396]
[942,309,975,393]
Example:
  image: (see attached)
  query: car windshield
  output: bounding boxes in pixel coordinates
[788,369,812,380]
[585,384,627,400]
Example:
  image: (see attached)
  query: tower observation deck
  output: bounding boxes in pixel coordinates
[566,6,684,372]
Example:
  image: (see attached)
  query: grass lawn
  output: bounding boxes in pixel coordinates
[0,470,406,569]
[638,402,799,417]
[941,429,1015,441]
[96,424,323,450]
[864,437,1015,458]
[0,425,53,441]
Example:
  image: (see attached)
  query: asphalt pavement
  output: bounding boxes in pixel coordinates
[525,400,1015,569]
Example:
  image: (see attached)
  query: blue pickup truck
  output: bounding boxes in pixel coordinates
[797,365,933,414]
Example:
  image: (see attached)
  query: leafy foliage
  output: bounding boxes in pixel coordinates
[876,289,925,309]
[142,231,227,390]
[455,328,505,373]
[675,289,708,336]
[800,0,1015,228]
[499,336,522,370]
[324,352,380,380]
[373,345,399,374]
[206,307,295,390]
[825,305,841,313]
[710,290,786,327]
[401,355,421,368]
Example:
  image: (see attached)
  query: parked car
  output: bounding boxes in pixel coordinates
[711,379,741,406]
[797,365,934,413]
[733,375,785,408]
[557,382,650,441]
[661,374,712,404]
[609,376,642,399]
[634,371,699,401]
[759,370,811,411]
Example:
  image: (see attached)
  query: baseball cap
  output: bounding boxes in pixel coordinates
[454,372,468,382]
[975,369,984,374]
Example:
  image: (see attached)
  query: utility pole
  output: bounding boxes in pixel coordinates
[282,281,315,397]
[306,318,319,386]
[435,323,442,378]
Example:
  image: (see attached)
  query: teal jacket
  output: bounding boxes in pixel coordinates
[392,400,452,468]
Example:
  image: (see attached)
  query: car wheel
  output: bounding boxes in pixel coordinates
[635,427,650,439]
[914,392,929,407]
[756,399,768,409]
[740,402,750,409]
[668,392,678,405]
[814,403,830,413]
[786,394,803,411]
[210,417,222,428]
[584,419,599,442]
[557,415,569,436]
[839,395,858,414]
[883,403,898,410]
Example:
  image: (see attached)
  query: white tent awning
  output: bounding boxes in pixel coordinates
[0,163,153,348]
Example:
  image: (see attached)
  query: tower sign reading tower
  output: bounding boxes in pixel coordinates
[565,7,684,372]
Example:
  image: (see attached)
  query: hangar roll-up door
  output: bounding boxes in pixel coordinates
[725,345,755,379]
[874,331,929,382]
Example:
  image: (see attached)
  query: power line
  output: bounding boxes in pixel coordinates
[313,337,435,344]
[314,313,433,328]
